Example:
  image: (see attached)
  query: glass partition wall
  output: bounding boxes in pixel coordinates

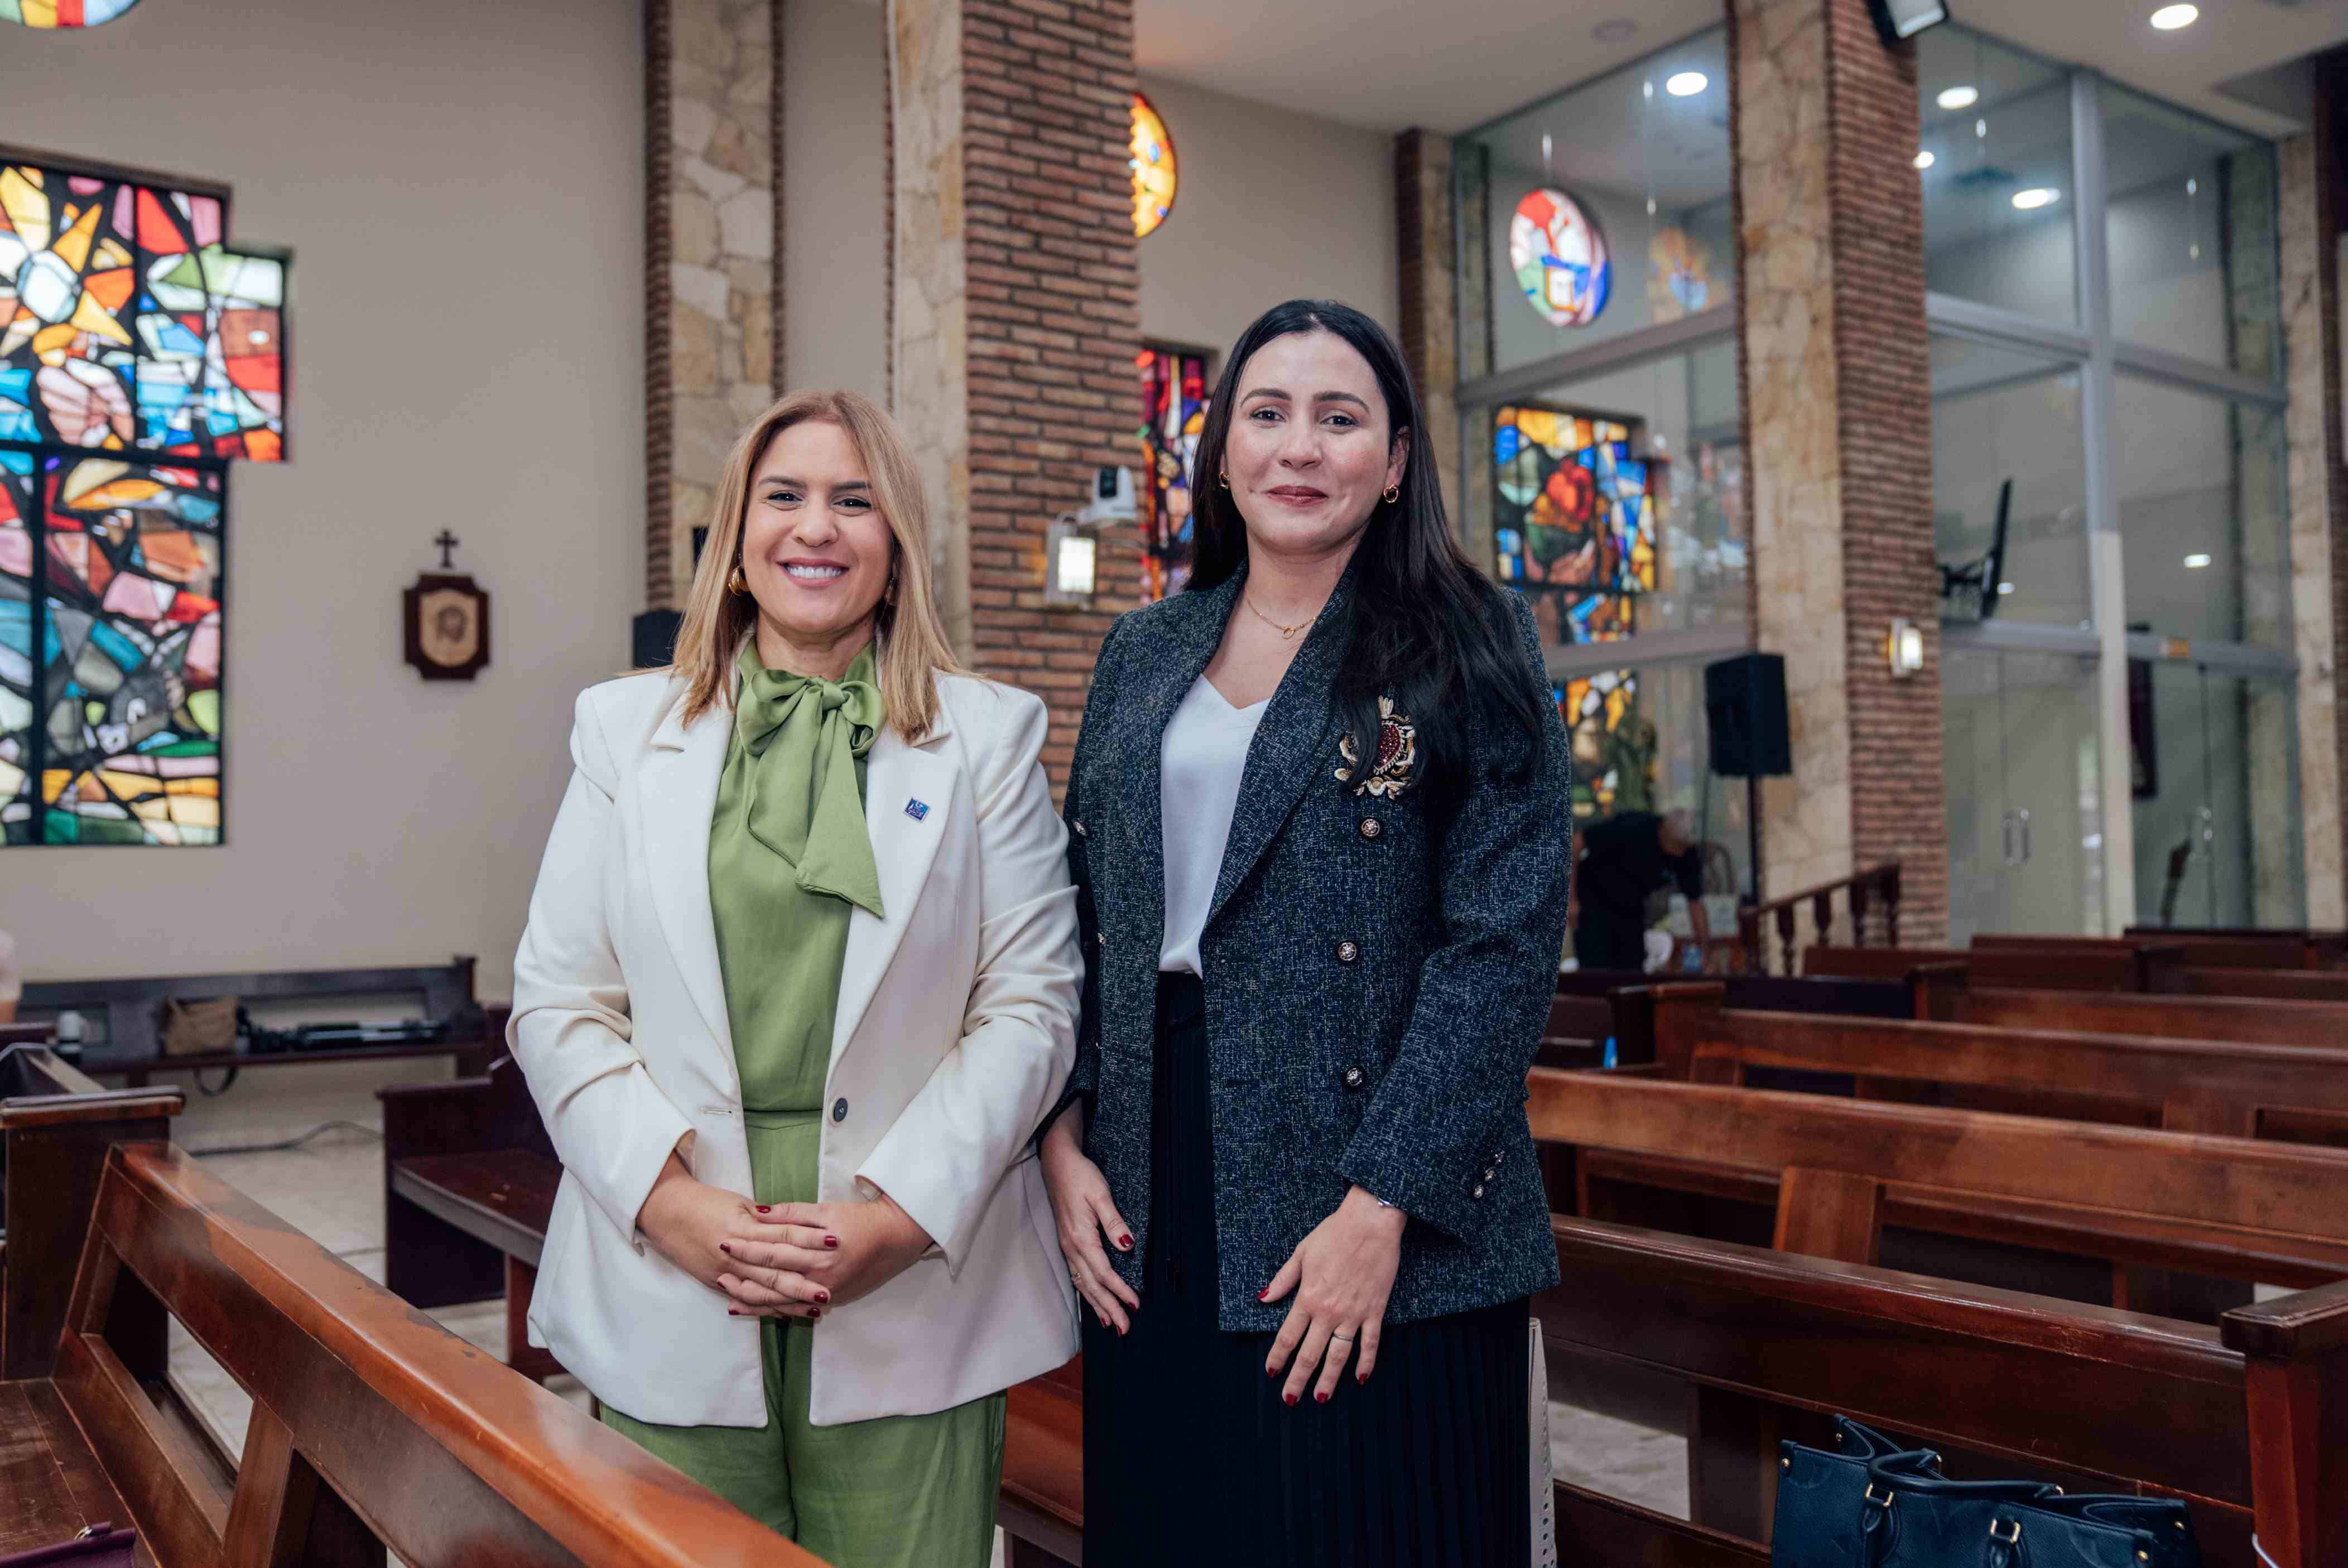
[1453,28,1750,963]
[1918,27,2299,936]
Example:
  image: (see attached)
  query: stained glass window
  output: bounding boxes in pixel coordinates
[1,0,141,26]
[1130,94,1176,239]
[1,155,286,845]
[1509,188,1610,327]
[1137,345,1206,602]
[1491,403,1658,652]
[1557,670,1655,819]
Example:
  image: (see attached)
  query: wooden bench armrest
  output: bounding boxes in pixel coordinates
[81,1142,819,1568]
[2222,1277,2348,1359]
[0,1087,185,1128]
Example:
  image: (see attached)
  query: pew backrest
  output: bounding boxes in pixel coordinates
[1802,945,2137,991]
[51,1141,817,1568]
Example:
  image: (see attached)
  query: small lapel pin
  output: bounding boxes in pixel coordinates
[904,798,930,822]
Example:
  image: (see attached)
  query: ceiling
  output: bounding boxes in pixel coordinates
[1132,0,2348,139]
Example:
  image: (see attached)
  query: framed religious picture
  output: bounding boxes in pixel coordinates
[404,531,490,681]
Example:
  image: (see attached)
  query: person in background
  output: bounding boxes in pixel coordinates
[1570,808,1708,973]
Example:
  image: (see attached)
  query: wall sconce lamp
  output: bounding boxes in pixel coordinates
[1887,618,1926,678]
[1041,465,1137,607]
[1043,519,1098,604]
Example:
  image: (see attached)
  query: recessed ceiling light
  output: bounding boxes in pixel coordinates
[1938,85,1979,110]
[2012,187,2061,210]
[2150,4,2197,29]
[2183,552,2212,568]
[1666,71,1708,97]
[1914,149,1936,170]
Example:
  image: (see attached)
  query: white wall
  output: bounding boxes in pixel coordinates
[784,0,887,402]
[1135,74,1396,360]
[0,0,644,1001]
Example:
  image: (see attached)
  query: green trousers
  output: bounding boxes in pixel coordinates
[601,1108,1005,1568]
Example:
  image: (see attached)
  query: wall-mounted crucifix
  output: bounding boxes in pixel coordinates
[403,531,491,682]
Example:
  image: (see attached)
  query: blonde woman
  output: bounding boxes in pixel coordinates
[508,390,1081,1567]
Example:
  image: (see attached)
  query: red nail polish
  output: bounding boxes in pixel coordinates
[809,1310,822,1321]
[1316,1392,1329,1404]
[729,1309,742,1316]
[825,1236,839,1249]
[816,1290,831,1304]
[1119,1234,1133,1249]
[1266,1366,1278,1379]
[719,1242,732,1254]
[757,1205,771,1213]
[1284,1393,1298,1407]
[1356,1372,1367,1384]
[1256,1289,1268,1301]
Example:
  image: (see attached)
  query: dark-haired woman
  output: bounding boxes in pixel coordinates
[1037,300,1571,1564]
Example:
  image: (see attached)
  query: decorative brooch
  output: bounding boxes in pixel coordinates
[1335,696,1418,799]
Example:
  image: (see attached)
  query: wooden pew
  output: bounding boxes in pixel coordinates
[6,1140,817,1567]
[1648,983,2348,1144]
[1916,974,2348,1049]
[2124,925,2348,969]
[1802,944,2140,991]
[376,1033,565,1382]
[1976,930,2315,971]
[2153,966,2348,1003]
[997,1075,2348,1567]
[1528,1071,2348,1562]
[1,1045,181,1379]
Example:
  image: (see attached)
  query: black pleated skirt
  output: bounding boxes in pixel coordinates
[1082,973,1531,1567]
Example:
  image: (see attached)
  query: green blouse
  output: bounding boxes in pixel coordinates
[708,641,886,1113]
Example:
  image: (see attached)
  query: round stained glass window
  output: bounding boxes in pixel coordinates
[1,0,141,25]
[1509,187,1610,327]
[1130,93,1176,239]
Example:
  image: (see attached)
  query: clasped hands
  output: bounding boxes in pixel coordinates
[636,1151,932,1320]
[1041,1114,1406,1407]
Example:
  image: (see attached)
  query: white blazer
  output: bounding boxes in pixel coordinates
[507,665,1081,1427]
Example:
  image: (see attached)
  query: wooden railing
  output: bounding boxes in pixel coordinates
[1736,862,1900,976]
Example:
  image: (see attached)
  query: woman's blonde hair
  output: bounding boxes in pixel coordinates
[669,389,966,739]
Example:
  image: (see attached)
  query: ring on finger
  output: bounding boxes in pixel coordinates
[1329,1330,1355,1343]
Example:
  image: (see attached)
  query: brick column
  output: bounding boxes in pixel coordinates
[645,0,788,612]
[1729,0,1948,940]
[2279,50,2348,929]
[1394,129,1464,535]
[888,0,1142,783]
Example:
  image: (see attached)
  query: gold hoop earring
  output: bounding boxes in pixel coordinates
[1383,484,1401,504]
[1218,471,1231,489]
[726,563,748,596]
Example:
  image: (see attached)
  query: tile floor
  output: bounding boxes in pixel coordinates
[160,1056,1688,1557]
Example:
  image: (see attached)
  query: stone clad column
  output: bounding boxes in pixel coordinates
[888,0,1142,782]
[2278,54,2348,929]
[1394,129,1462,530]
[1730,0,1948,941]
[645,0,788,612]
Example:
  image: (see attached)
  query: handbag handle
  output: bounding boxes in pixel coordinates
[1866,1453,2064,1502]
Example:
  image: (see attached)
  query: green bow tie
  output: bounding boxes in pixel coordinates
[732,643,886,917]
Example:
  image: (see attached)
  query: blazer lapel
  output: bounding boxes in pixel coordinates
[830,717,958,1071]
[1117,575,1244,958]
[641,688,737,1062]
[1206,571,1356,925]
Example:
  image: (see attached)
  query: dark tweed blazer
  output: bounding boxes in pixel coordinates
[1056,566,1571,1333]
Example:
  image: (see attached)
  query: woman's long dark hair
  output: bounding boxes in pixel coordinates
[1187,299,1548,808]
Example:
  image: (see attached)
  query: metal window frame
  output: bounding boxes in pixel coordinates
[1924,60,2298,932]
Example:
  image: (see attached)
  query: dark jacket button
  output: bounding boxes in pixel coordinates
[1358,817,1382,841]
[1096,932,1106,947]
[1472,1184,1486,1200]
[1335,940,1360,964]
[832,1098,849,1123]
[1342,1067,1367,1091]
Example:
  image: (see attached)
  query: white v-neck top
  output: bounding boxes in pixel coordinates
[1158,675,1271,975]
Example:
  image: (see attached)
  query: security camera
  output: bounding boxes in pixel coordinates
[1075,465,1137,528]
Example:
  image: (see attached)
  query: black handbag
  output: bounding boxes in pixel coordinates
[1771,1417,2201,1568]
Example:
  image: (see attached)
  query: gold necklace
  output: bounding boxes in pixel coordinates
[1242,593,1311,640]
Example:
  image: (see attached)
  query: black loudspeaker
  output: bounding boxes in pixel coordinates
[632,609,683,670]
[1705,653,1792,778]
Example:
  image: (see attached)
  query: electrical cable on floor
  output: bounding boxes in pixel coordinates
[185,1120,383,1159]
